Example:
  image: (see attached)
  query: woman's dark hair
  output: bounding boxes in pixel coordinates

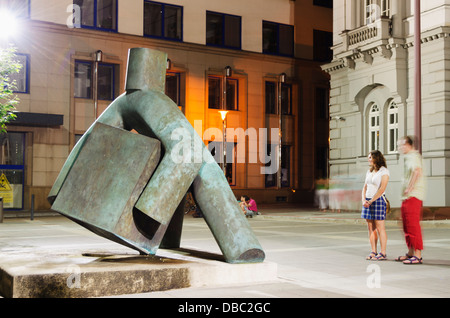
[370,150,387,172]
[242,195,250,202]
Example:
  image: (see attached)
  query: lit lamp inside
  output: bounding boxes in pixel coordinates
[219,110,228,121]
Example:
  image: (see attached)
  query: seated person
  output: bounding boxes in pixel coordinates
[239,195,258,218]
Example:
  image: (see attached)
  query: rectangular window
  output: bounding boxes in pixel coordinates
[313,30,333,62]
[208,76,238,111]
[313,0,333,9]
[166,72,180,106]
[10,53,30,94]
[208,141,236,186]
[263,21,294,57]
[206,11,241,50]
[381,0,391,17]
[97,63,115,101]
[225,78,238,111]
[74,61,92,99]
[144,1,183,41]
[265,82,276,115]
[73,0,117,31]
[208,77,222,109]
[265,144,277,188]
[281,145,290,188]
[265,81,292,115]
[281,83,292,115]
[365,0,391,25]
[316,87,329,119]
[263,145,290,188]
[74,60,117,101]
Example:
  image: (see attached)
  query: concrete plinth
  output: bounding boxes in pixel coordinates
[0,248,277,298]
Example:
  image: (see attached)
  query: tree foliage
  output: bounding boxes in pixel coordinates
[0,46,22,133]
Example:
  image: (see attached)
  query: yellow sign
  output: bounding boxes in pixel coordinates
[0,173,13,203]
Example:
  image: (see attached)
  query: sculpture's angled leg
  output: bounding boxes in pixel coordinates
[193,163,265,264]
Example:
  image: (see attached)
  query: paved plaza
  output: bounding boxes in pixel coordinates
[0,205,449,300]
[140,210,450,298]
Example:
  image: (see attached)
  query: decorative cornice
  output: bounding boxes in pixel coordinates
[320,59,346,73]
[324,26,450,74]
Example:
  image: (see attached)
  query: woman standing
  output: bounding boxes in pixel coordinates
[362,150,390,260]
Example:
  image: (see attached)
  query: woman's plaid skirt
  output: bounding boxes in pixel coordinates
[361,196,387,220]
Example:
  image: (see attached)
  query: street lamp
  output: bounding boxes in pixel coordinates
[0,10,19,43]
[219,110,229,176]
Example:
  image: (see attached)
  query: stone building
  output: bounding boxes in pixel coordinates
[0,0,331,213]
[322,0,450,208]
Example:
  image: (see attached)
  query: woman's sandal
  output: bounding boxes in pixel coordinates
[403,256,423,265]
[395,254,412,262]
[366,252,377,260]
[375,253,387,261]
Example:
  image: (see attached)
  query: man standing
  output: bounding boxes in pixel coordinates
[397,136,426,264]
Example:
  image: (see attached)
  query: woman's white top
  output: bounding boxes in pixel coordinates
[364,166,390,198]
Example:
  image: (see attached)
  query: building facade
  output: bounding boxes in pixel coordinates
[0,0,331,212]
[323,0,450,208]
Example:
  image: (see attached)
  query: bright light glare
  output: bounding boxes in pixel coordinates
[0,10,19,40]
[219,110,229,121]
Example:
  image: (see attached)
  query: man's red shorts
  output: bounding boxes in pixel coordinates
[401,197,423,251]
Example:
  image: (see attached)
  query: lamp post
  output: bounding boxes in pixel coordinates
[93,50,103,119]
[223,66,232,111]
[277,73,286,189]
[219,66,232,178]
[219,110,229,176]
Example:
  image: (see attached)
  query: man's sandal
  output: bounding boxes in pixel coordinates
[403,256,423,265]
[395,254,412,262]
[366,252,377,260]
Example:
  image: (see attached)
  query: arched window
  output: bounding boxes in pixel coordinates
[369,103,380,151]
[387,101,398,153]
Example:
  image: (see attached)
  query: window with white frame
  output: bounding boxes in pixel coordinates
[381,0,391,17]
[365,0,391,25]
[387,101,398,153]
[369,103,380,151]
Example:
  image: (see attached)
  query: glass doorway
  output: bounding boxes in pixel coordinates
[0,132,25,210]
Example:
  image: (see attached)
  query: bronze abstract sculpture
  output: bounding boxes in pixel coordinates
[49,48,265,264]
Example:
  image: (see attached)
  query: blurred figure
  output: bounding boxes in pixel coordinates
[315,178,329,211]
[328,178,343,213]
[397,136,426,265]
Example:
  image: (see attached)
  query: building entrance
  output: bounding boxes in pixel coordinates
[0,132,25,210]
